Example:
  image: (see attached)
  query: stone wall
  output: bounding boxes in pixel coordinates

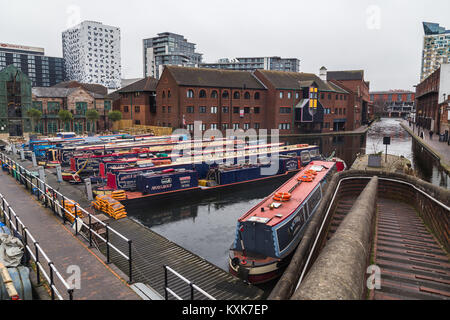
[291,176,378,300]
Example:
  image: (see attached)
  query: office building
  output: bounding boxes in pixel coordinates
[200,56,300,73]
[0,42,65,87]
[143,32,203,79]
[62,21,121,89]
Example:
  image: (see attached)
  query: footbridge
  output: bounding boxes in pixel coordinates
[269,170,450,300]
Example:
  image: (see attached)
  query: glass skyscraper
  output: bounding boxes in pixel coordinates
[421,22,449,81]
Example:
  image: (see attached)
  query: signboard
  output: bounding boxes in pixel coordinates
[383,137,391,145]
[0,43,45,54]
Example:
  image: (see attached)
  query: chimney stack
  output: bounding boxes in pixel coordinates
[319,66,327,81]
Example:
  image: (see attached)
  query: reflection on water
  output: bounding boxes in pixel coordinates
[129,118,448,274]
[130,179,286,271]
[365,118,448,188]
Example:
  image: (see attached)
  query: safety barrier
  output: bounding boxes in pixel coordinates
[0,153,134,284]
[292,177,379,300]
[0,193,73,300]
[163,266,215,301]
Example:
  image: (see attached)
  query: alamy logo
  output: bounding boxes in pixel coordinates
[366,265,381,290]
[66,5,82,29]
[66,265,81,290]
[366,5,381,30]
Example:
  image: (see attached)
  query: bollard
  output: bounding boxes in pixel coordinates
[38,166,45,197]
[56,165,63,183]
[84,178,93,201]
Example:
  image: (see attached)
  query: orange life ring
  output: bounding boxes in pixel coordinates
[304,170,317,176]
[273,192,291,202]
[298,175,313,182]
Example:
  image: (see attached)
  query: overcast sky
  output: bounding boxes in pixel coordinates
[1,0,449,91]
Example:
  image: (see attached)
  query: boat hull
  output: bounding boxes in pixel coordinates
[120,169,300,210]
[228,250,294,284]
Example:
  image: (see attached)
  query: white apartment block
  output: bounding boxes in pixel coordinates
[421,22,450,82]
[62,21,121,89]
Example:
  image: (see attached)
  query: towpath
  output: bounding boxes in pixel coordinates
[0,168,140,300]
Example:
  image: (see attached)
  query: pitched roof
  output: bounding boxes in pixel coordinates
[326,70,364,81]
[256,70,347,93]
[32,87,77,98]
[117,77,158,93]
[106,91,121,101]
[52,81,108,95]
[165,65,266,89]
[32,87,107,99]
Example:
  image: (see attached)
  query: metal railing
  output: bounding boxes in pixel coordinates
[0,193,73,300]
[0,152,134,283]
[163,266,215,301]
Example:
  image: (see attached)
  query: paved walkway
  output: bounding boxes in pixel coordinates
[401,120,450,173]
[0,170,140,300]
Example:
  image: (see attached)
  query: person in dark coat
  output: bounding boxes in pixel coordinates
[429,130,433,140]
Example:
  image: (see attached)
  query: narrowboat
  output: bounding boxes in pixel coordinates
[104,144,320,192]
[229,161,337,284]
[56,136,229,165]
[119,154,302,207]
[68,138,243,173]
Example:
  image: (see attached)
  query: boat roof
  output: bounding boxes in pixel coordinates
[239,161,335,227]
[109,144,319,173]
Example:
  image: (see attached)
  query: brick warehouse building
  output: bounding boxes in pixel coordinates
[415,64,450,135]
[156,66,267,131]
[254,68,350,133]
[115,77,158,125]
[152,65,367,135]
[326,69,372,129]
[32,86,112,134]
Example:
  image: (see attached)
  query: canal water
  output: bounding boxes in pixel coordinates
[128,118,449,276]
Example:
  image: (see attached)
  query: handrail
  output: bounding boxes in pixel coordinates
[294,174,450,291]
[1,152,134,283]
[0,192,73,300]
[164,265,216,300]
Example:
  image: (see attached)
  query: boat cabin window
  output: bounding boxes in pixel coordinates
[299,206,306,226]
[306,186,322,216]
[288,152,297,157]
[301,151,311,164]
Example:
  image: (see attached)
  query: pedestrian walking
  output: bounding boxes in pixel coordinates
[429,130,433,140]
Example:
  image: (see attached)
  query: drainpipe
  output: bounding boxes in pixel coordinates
[292,89,296,133]
[130,93,133,124]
